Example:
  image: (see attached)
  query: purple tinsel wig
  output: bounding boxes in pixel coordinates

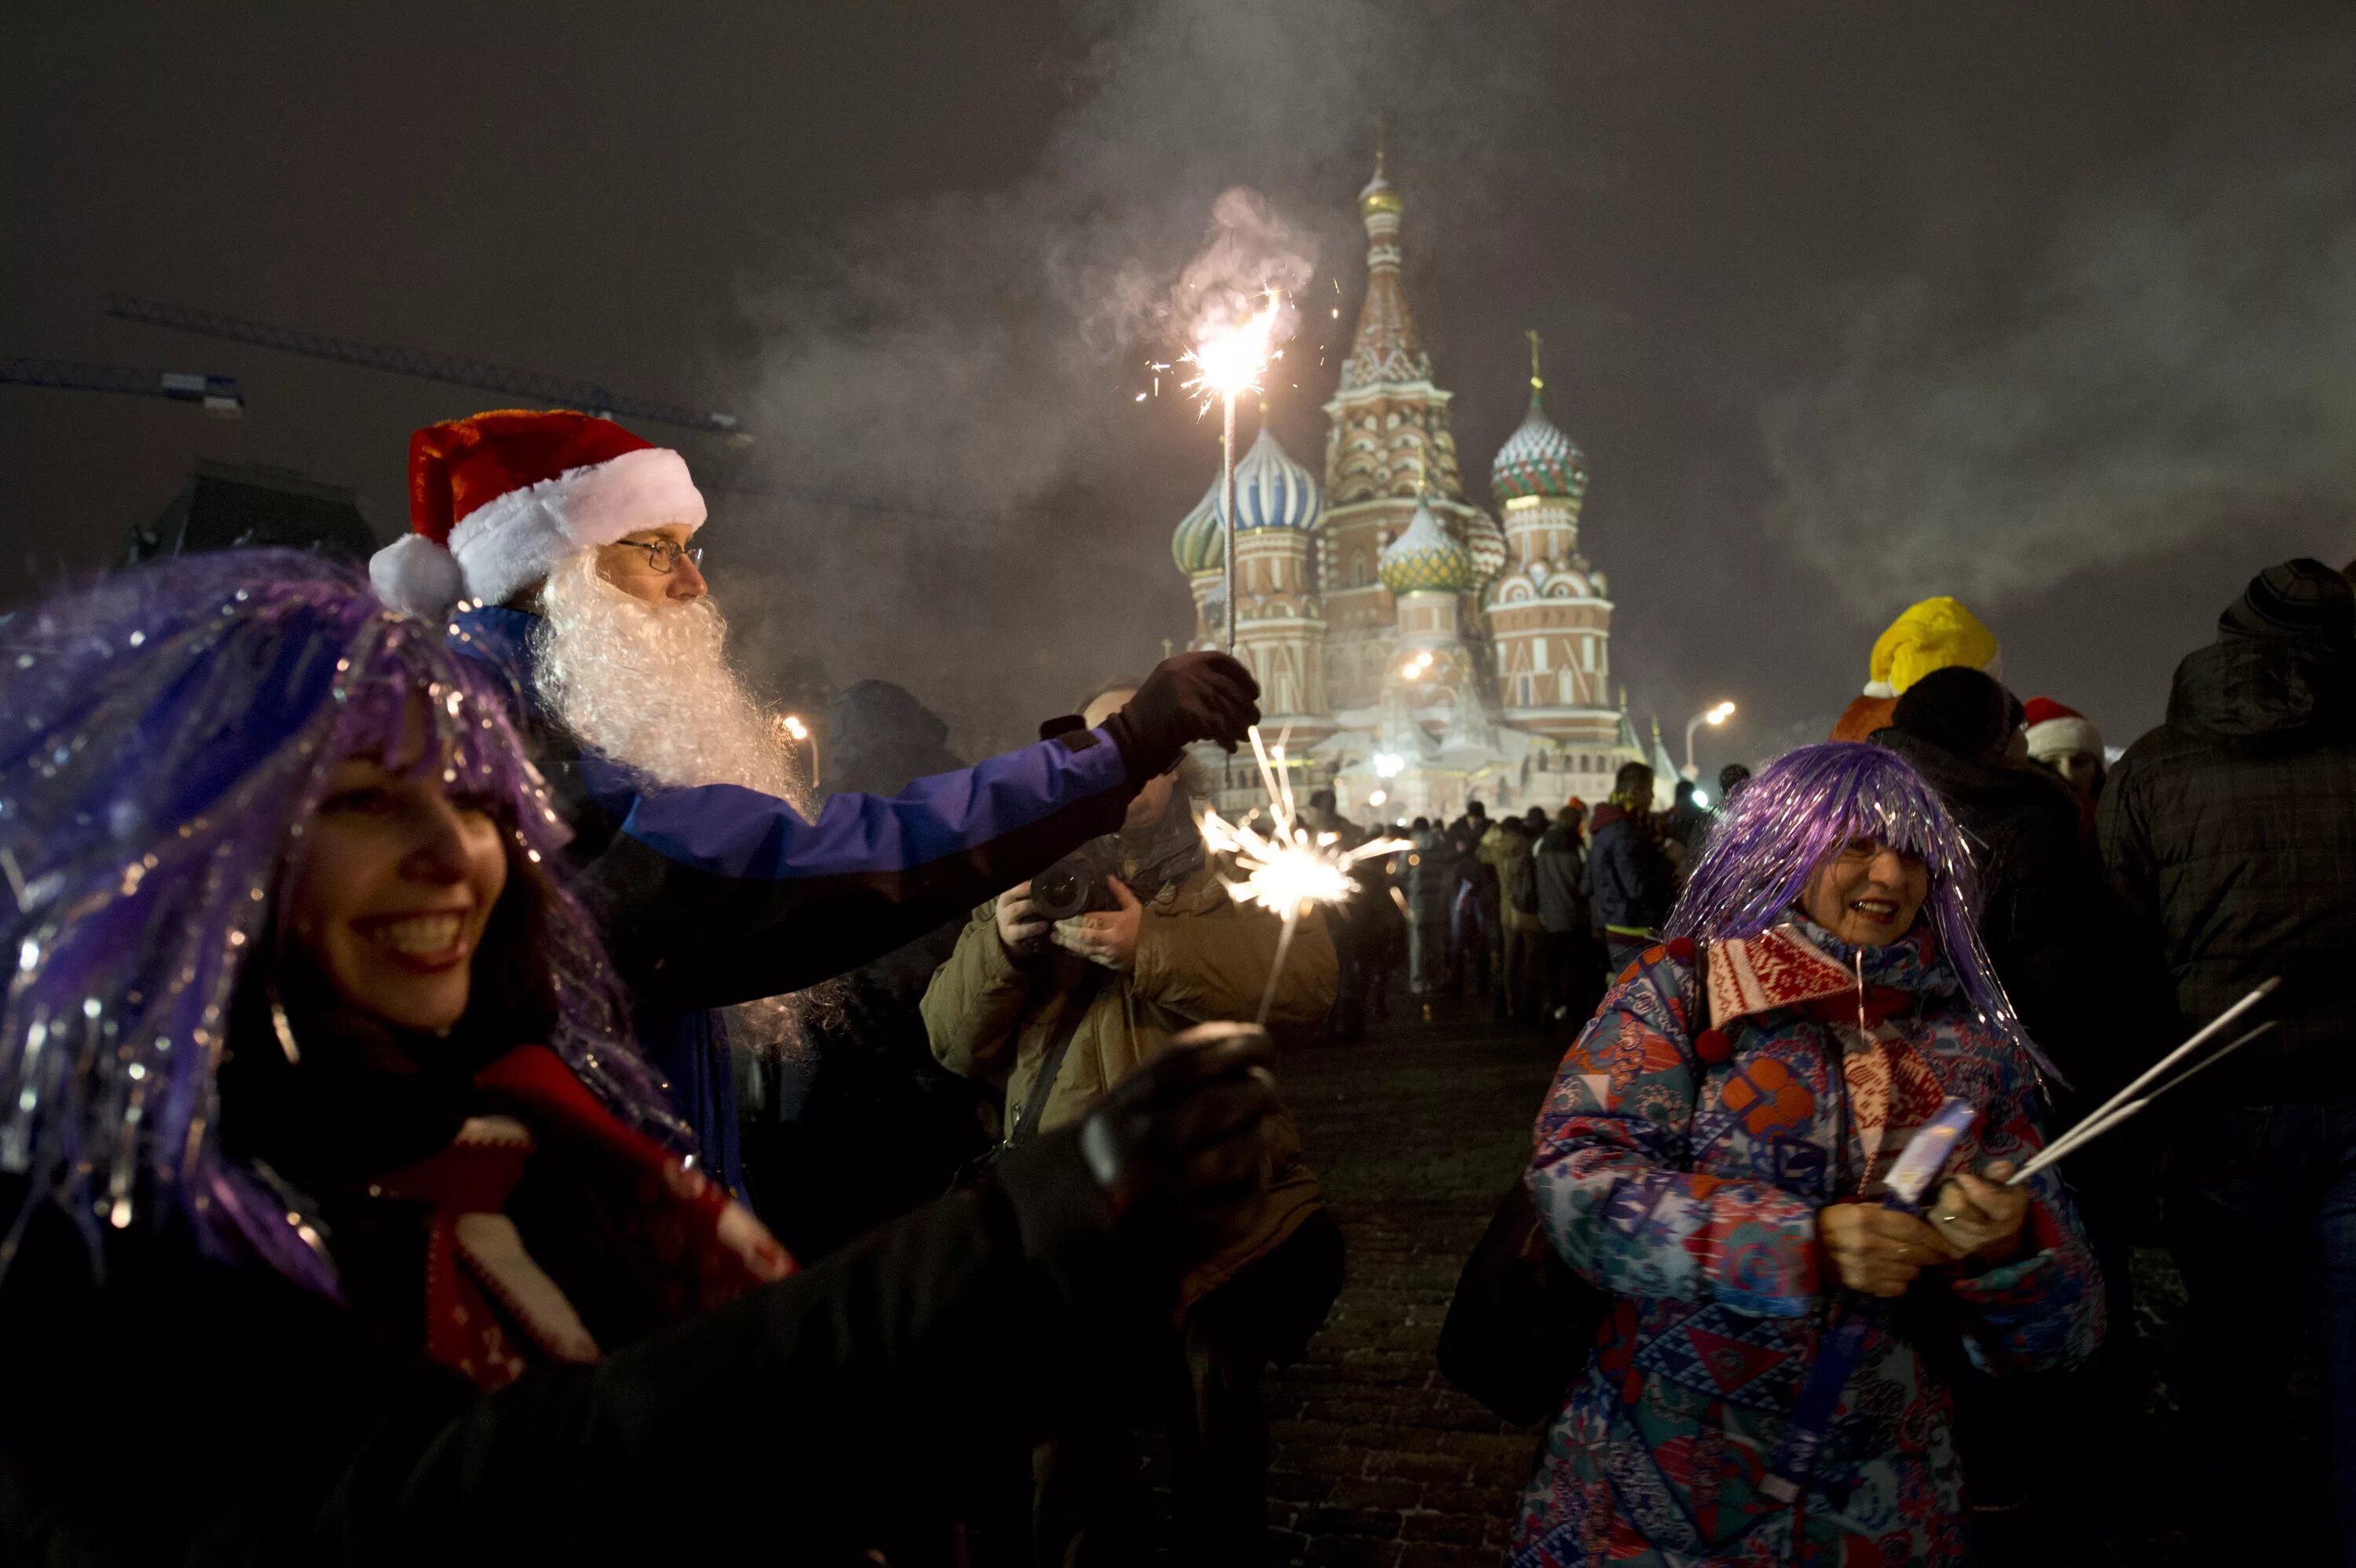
[0,551,683,1295]
[1665,742,2038,1064]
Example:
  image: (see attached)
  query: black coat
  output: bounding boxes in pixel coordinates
[1873,729,2153,1102]
[2098,630,2356,1105]
[0,1097,1148,1566]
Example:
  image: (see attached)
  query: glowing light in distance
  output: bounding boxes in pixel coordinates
[1367,788,1388,806]
[781,715,810,741]
[1372,752,1405,779]
[1706,701,1736,726]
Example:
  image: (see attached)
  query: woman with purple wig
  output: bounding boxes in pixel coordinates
[1509,743,2104,1567]
[0,553,1280,1563]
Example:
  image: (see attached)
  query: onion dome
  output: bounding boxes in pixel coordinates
[1491,395,1589,502]
[1377,495,1472,594]
[1491,333,1589,502]
[1227,426,1322,533]
[1172,478,1223,574]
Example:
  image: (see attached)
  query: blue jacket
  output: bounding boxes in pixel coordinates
[1586,801,1672,937]
[448,606,1140,1186]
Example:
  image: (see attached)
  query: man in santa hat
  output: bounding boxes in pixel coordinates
[2022,696,2106,822]
[371,408,1260,1188]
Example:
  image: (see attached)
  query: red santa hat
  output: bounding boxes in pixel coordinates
[2021,696,2102,762]
[368,409,707,619]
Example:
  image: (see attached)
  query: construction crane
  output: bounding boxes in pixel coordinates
[2,356,243,418]
[104,294,745,442]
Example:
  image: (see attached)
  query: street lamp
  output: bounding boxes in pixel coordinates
[780,713,818,788]
[1684,700,1736,779]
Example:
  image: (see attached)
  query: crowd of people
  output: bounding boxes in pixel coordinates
[0,404,2350,1566]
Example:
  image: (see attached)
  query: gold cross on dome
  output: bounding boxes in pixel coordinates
[1527,329,1544,393]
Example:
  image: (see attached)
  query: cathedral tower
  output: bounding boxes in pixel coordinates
[1487,331,1625,758]
[1318,150,1505,719]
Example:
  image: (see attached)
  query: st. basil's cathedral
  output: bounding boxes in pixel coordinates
[1171,152,1652,822]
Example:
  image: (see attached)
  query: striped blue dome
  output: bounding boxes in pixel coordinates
[1215,427,1322,534]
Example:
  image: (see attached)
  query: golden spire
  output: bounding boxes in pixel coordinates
[1359,119,1403,218]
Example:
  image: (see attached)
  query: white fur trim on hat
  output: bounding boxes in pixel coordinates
[446,446,706,609]
[2025,714,2102,762]
[369,532,468,620]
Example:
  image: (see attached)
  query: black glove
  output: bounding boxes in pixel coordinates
[1098,652,1260,780]
[1077,1022,1277,1267]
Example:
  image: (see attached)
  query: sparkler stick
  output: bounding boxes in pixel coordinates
[1199,726,1410,1025]
[2003,978,2277,1190]
[2007,1021,2277,1186]
[1181,293,1283,656]
[1224,394,1238,654]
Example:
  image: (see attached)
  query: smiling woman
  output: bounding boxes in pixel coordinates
[1507,743,2103,1567]
[0,550,1296,1563]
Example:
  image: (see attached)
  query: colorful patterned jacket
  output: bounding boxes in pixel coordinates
[1511,921,2104,1567]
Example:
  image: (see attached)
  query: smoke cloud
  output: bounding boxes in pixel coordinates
[719,0,1620,755]
[1764,42,2356,616]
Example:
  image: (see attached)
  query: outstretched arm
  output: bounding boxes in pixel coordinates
[576,727,1138,1006]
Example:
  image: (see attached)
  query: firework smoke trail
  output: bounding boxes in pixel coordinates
[1198,725,1410,1024]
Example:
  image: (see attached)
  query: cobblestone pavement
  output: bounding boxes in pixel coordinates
[1262,1004,1567,1568]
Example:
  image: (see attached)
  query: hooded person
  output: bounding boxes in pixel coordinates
[2100,557,2356,1560]
[367,410,1261,1190]
[0,553,1284,1563]
[1830,595,2003,743]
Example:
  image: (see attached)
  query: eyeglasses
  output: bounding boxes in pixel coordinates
[613,538,704,575]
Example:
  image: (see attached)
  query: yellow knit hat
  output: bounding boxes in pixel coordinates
[1863,596,2001,698]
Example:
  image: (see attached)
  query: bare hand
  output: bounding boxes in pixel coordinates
[994,882,1048,955]
[1052,876,1142,973]
[1928,1160,2031,1264]
[1817,1203,1963,1298]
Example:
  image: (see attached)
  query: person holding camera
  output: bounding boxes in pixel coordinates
[922,679,1345,1567]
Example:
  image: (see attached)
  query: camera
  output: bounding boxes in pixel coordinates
[1030,857,1114,922]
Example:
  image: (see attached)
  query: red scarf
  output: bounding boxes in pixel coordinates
[370,1044,792,1391]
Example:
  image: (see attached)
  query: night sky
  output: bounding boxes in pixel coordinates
[5,2,2351,778]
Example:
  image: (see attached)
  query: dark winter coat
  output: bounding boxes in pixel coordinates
[447,607,1142,1186]
[1873,729,2146,1099]
[2098,628,2356,1104]
[0,1020,1158,1566]
[1405,828,1458,926]
[1535,824,1591,937]
[1586,802,1673,937]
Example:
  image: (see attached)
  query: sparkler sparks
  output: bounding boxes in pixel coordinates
[1180,291,1284,412]
[1200,726,1410,1024]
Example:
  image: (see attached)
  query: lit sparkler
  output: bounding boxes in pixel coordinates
[1181,292,1284,656]
[1199,726,1410,1025]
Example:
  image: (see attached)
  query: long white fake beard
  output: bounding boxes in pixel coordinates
[532,553,838,1059]
[534,552,799,799]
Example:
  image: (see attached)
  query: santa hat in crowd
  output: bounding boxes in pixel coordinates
[369,409,706,619]
[2022,696,2102,763]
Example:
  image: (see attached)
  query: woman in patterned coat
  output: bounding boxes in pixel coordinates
[1510,744,2104,1567]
